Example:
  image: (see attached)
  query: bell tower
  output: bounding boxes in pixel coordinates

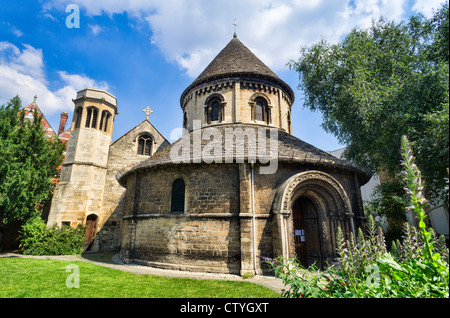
[47,88,118,242]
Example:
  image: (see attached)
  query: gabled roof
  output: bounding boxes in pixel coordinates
[110,119,170,147]
[181,37,295,104]
[23,98,56,139]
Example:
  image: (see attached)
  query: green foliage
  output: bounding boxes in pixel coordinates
[0,96,66,224]
[365,182,406,224]
[289,3,449,205]
[19,217,87,255]
[264,257,325,298]
[264,136,449,298]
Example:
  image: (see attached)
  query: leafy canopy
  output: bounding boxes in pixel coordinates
[289,3,449,204]
[0,96,66,224]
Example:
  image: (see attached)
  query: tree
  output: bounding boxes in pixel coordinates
[289,3,449,207]
[0,96,66,224]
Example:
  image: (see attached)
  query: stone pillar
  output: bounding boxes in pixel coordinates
[234,81,241,123]
[238,163,255,275]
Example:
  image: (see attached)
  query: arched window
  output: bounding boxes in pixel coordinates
[211,101,220,122]
[99,110,112,132]
[85,107,99,129]
[183,111,188,129]
[137,134,153,156]
[205,97,223,124]
[256,100,265,122]
[252,98,271,124]
[74,107,83,129]
[287,111,292,134]
[171,178,185,213]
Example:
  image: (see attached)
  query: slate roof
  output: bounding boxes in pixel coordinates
[117,124,371,186]
[181,37,295,104]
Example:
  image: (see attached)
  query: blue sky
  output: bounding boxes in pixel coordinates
[0,0,444,151]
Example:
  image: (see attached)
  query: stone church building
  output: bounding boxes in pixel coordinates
[47,35,371,275]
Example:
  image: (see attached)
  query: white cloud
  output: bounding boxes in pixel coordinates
[88,24,103,35]
[412,0,444,17]
[58,71,108,91]
[12,26,23,37]
[0,41,109,115]
[44,13,58,21]
[43,0,444,78]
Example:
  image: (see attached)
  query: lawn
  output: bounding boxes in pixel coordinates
[0,258,280,298]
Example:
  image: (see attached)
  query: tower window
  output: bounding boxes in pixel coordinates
[205,98,223,124]
[287,111,292,134]
[252,98,271,124]
[99,110,112,132]
[137,134,153,156]
[85,107,99,129]
[74,107,83,129]
[171,178,185,213]
[211,101,220,122]
[183,111,188,129]
[256,100,264,121]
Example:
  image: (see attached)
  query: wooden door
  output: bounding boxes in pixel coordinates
[85,215,97,251]
[293,197,322,268]
[293,199,307,267]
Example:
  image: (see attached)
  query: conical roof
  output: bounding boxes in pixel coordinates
[181,37,294,104]
[194,37,281,83]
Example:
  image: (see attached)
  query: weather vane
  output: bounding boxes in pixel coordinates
[233,17,238,38]
[143,106,154,120]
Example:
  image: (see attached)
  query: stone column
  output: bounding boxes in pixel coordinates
[238,163,254,275]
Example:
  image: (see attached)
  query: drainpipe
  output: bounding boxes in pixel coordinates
[250,162,257,274]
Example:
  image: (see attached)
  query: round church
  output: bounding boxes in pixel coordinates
[116,36,371,275]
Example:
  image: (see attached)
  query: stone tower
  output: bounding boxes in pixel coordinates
[47,88,118,250]
[180,37,295,133]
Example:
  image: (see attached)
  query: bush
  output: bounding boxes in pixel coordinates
[19,217,87,255]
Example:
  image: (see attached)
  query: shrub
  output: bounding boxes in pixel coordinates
[20,217,87,255]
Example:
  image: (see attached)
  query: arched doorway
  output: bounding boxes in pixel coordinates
[292,197,322,268]
[272,171,355,268]
[85,214,98,251]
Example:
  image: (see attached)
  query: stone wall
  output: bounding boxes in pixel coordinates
[122,215,241,273]
[96,120,170,251]
[120,160,366,274]
[183,79,292,133]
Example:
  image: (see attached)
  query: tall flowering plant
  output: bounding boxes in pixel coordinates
[397,135,434,261]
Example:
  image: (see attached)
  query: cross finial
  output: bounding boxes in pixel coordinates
[143,106,154,120]
[233,17,238,38]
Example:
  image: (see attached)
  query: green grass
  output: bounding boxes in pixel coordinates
[0,258,280,298]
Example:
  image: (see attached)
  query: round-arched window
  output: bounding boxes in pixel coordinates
[171,178,185,213]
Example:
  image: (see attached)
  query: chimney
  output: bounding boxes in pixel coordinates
[58,112,68,135]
